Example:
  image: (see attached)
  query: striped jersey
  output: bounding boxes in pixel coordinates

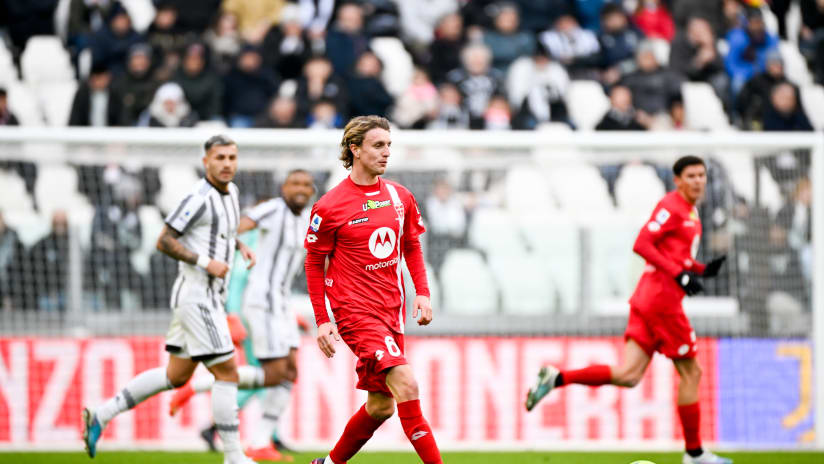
[165,178,240,297]
[242,198,310,311]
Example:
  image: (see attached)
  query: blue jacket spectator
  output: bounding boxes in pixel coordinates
[598,3,643,70]
[575,0,615,32]
[725,9,778,93]
[89,3,143,73]
[513,0,574,33]
[325,3,369,76]
[223,46,279,127]
[763,82,814,131]
[347,51,394,118]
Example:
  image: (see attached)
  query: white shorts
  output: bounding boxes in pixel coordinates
[165,275,235,367]
[244,304,300,360]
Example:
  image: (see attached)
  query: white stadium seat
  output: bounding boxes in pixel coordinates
[503,164,557,216]
[439,249,498,315]
[34,165,92,220]
[157,165,200,215]
[2,211,50,248]
[120,0,157,33]
[0,40,16,88]
[370,37,414,97]
[682,82,731,131]
[614,163,666,217]
[0,170,35,213]
[39,81,78,127]
[6,82,44,126]
[589,213,644,305]
[487,252,555,314]
[779,41,813,87]
[467,207,525,255]
[800,85,824,130]
[21,36,74,85]
[517,213,580,312]
[403,261,440,311]
[566,80,609,130]
[546,162,613,217]
[132,205,166,275]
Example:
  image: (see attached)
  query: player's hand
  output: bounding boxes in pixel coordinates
[238,242,256,269]
[226,314,247,346]
[316,322,340,358]
[206,259,229,278]
[702,255,726,278]
[412,295,433,326]
[675,271,703,296]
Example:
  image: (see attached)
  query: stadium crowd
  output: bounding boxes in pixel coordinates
[0,0,820,131]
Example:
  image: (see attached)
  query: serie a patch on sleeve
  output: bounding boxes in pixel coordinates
[310,213,322,232]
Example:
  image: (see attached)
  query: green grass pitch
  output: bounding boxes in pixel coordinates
[1,451,823,464]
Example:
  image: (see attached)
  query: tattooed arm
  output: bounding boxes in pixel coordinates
[156,225,198,264]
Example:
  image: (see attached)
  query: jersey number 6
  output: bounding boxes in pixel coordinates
[384,336,401,357]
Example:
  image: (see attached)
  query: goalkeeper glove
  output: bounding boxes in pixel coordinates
[675,271,703,296]
[702,255,726,278]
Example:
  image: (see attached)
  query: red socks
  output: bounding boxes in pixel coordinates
[329,404,384,464]
[678,402,702,451]
[397,399,443,464]
[560,365,612,386]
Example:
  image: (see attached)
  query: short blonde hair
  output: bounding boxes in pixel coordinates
[339,115,390,169]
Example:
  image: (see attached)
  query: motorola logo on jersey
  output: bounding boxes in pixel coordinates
[368,227,396,259]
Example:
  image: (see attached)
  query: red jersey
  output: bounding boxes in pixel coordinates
[629,191,706,313]
[304,176,427,333]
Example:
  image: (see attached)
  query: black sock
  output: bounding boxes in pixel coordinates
[687,447,703,457]
[554,373,564,387]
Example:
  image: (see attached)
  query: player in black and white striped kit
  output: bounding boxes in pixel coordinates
[169,169,315,461]
[82,135,258,464]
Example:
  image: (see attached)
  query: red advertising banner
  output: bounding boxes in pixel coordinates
[0,336,717,449]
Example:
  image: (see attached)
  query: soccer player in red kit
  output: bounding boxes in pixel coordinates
[304,115,442,464]
[526,156,732,464]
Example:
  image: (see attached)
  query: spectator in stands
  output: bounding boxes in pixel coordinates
[460,0,498,31]
[483,95,512,130]
[139,82,198,127]
[722,0,748,33]
[261,3,311,81]
[89,3,143,74]
[4,0,58,57]
[89,172,144,310]
[325,2,369,76]
[575,0,613,32]
[724,8,779,94]
[66,0,116,55]
[111,44,159,126]
[223,45,279,127]
[359,0,402,37]
[620,41,683,115]
[69,63,120,127]
[295,55,349,122]
[539,14,601,79]
[163,0,222,35]
[672,0,726,38]
[596,84,651,130]
[0,89,20,126]
[204,12,242,73]
[632,0,674,42]
[770,0,793,40]
[425,178,467,275]
[736,50,791,130]
[800,0,824,84]
[670,16,731,112]
[482,3,535,73]
[428,12,465,84]
[222,0,286,45]
[428,82,470,129]
[255,95,303,128]
[397,0,458,50]
[598,3,644,86]
[0,212,24,311]
[147,1,190,82]
[307,99,343,128]
[651,94,688,130]
[507,44,571,129]
[346,51,394,118]
[776,178,813,291]
[763,82,814,132]
[174,42,223,121]
[393,67,439,128]
[447,43,505,129]
[513,0,574,34]
[26,210,69,311]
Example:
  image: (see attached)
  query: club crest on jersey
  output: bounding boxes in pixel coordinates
[368,227,396,259]
[310,213,322,231]
[362,199,390,211]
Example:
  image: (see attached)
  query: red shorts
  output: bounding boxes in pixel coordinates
[337,316,407,396]
[624,305,697,359]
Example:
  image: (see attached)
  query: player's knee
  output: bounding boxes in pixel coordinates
[615,369,643,388]
[396,377,419,400]
[285,365,298,382]
[686,364,702,383]
[167,372,190,388]
[370,402,395,421]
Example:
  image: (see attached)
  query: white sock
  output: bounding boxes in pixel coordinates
[325,455,336,464]
[212,380,242,458]
[96,367,172,427]
[191,374,215,393]
[237,365,265,389]
[251,381,293,448]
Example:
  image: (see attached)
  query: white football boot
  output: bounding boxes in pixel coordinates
[682,450,733,464]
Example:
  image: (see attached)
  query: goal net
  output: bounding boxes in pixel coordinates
[0,127,820,451]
